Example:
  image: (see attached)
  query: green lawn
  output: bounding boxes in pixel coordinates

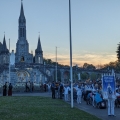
[0,96,101,120]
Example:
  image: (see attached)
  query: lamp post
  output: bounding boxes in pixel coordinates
[44,62,46,83]
[9,38,10,83]
[75,64,78,82]
[69,0,73,108]
[56,47,57,83]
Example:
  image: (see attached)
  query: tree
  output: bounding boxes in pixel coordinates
[81,72,89,80]
[116,43,120,62]
[83,63,96,70]
[90,73,97,81]
[43,58,53,65]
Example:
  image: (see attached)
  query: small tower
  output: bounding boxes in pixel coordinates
[0,35,9,64]
[35,35,43,64]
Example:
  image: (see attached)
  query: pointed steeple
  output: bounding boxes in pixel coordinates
[1,34,9,53]
[35,35,43,54]
[3,34,7,50]
[18,0,26,39]
[35,34,43,64]
[37,35,42,51]
[19,0,25,18]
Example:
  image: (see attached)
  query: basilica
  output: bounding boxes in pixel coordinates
[0,1,56,86]
[0,2,85,88]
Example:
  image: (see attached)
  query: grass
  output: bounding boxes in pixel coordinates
[0,96,101,120]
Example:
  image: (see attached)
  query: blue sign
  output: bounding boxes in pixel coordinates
[103,76,115,93]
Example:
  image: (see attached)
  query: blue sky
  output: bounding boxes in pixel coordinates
[0,0,120,66]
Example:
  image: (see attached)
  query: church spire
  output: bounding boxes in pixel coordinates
[35,34,43,64]
[19,0,25,18]
[3,34,7,50]
[35,34,43,54]
[37,35,42,51]
[2,34,8,53]
[18,0,26,39]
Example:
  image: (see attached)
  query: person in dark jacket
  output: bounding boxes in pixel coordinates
[8,83,13,96]
[3,82,7,96]
[51,81,56,99]
[59,82,63,99]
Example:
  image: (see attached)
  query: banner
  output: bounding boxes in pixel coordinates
[102,75,116,99]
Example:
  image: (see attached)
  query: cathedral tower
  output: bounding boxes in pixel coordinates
[15,1,33,63]
[35,35,43,64]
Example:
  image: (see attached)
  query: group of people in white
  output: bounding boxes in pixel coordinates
[60,83,82,104]
[47,79,120,117]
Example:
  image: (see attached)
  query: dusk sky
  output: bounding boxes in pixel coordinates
[0,0,120,67]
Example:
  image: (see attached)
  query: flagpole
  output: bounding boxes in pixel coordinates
[69,0,73,108]
[9,39,10,83]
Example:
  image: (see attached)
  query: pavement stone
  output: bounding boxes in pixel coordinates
[68,100,120,120]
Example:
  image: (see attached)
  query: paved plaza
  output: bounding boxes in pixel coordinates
[0,92,120,120]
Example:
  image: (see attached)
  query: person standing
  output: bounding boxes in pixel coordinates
[107,83,115,116]
[44,83,47,92]
[59,82,63,99]
[64,85,70,101]
[51,81,56,99]
[76,85,82,104]
[8,83,13,96]
[3,82,7,96]
[47,83,51,93]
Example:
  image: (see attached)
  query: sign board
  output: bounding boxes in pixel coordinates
[102,75,116,99]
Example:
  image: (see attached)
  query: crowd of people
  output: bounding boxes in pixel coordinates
[47,80,120,117]
[2,79,120,117]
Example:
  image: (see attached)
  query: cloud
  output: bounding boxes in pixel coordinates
[44,51,117,67]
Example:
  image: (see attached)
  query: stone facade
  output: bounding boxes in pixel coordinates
[0,1,46,86]
[0,1,105,88]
